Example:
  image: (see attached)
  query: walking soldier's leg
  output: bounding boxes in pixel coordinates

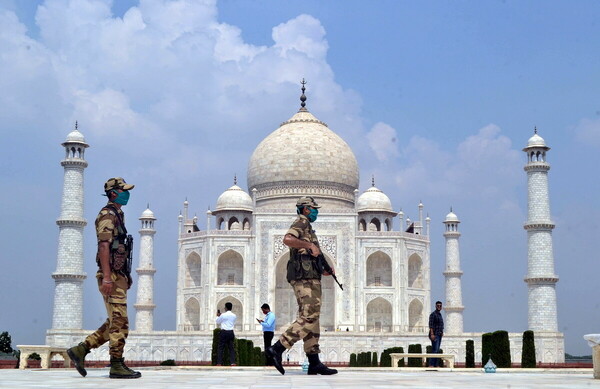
[280,279,322,354]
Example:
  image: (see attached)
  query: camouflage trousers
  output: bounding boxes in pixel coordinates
[83,272,129,358]
[279,279,321,354]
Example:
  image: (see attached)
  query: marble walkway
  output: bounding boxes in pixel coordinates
[0,367,598,389]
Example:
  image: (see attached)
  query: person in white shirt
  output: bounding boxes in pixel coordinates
[216,302,237,366]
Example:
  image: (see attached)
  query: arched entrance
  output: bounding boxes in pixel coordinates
[274,252,336,331]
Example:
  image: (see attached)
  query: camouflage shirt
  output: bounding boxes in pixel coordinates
[286,214,319,257]
[95,202,126,268]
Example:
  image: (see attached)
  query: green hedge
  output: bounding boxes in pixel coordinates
[407,344,423,367]
[493,330,511,368]
[380,347,405,367]
[349,353,357,367]
[372,351,378,367]
[465,340,475,368]
[521,330,536,368]
[481,332,493,366]
[211,329,264,366]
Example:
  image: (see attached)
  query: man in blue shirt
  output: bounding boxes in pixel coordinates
[257,303,276,366]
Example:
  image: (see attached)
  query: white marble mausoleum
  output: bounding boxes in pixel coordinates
[46,90,564,364]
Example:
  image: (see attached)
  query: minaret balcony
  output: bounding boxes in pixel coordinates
[60,159,88,168]
[524,276,559,284]
[134,303,156,310]
[523,222,555,230]
[136,268,157,275]
[443,306,465,312]
[56,219,87,227]
[443,270,463,277]
[524,163,550,172]
[51,273,87,281]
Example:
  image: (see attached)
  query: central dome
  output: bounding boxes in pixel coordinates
[247,109,359,207]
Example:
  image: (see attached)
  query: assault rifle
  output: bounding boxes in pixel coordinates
[317,254,343,290]
[124,234,133,285]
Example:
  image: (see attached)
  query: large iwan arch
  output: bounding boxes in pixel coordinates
[184,297,200,331]
[408,299,424,333]
[274,252,336,331]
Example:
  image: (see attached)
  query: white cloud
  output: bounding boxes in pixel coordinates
[574,117,600,147]
[393,124,521,200]
[366,122,400,161]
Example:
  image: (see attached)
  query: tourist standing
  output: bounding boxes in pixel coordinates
[216,302,237,366]
[67,178,141,379]
[266,196,338,375]
[257,303,276,365]
[428,301,444,367]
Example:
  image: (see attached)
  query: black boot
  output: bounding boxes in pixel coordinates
[307,353,338,375]
[266,341,286,375]
[109,357,142,379]
[67,342,90,377]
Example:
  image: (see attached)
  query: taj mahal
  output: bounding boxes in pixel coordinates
[45,86,564,364]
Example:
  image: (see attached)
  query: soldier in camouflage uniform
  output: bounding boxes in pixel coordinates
[67,177,141,379]
[266,196,338,375]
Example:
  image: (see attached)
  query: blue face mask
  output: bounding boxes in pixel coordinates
[307,208,318,222]
[112,190,130,205]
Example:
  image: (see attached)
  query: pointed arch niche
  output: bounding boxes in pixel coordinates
[274,252,336,331]
[366,251,392,287]
[408,299,424,333]
[217,296,243,331]
[184,297,200,331]
[366,297,392,332]
[185,252,201,288]
[217,250,243,285]
[408,253,423,288]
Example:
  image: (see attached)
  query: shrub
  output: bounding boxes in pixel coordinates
[407,344,422,367]
[211,328,220,365]
[481,332,493,366]
[0,332,13,354]
[521,330,536,368]
[465,340,475,368]
[349,353,357,367]
[28,352,41,361]
[492,330,511,368]
[160,359,176,366]
[372,351,378,367]
[366,352,372,367]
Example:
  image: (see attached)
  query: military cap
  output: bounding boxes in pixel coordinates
[296,196,320,208]
[104,177,135,191]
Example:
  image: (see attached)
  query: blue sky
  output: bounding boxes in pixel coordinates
[1,0,599,356]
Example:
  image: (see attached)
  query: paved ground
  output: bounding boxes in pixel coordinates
[1,367,599,389]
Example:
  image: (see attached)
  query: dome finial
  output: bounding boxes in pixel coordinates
[372,174,375,187]
[534,126,537,134]
[450,206,453,212]
[147,203,150,209]
[299,78,308,112]
[234,174,237,185]
[75,120,78,131]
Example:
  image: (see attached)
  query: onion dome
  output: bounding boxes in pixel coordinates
[215,184,253,212]
[357,186,394,213]
[62,121,88,146]
[444,210,460,223]
[524,127,550,151]
[140,205,155,220]
[246,80,359,206]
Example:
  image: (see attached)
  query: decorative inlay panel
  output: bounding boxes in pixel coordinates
[216,246,244,257]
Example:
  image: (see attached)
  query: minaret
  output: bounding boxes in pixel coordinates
[51,123,89,330]
[443,208,464,334]
[134,205,157,332]
[523,128,558,332]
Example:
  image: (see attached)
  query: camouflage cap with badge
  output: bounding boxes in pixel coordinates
[296,196,320,208]
[104,177,135,192]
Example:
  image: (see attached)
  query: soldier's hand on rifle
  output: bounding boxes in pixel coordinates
[323,265,335,276]
[308,242,321,257]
